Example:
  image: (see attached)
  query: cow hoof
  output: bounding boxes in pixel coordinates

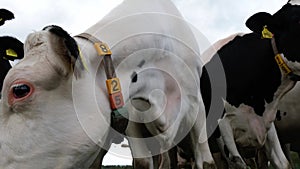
[203,161,217,169]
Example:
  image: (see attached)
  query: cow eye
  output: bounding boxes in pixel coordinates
[12,84,31,99]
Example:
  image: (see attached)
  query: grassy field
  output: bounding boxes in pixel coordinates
[269,152,300,169]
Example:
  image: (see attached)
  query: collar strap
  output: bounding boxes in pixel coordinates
[75,33,128,133]
[261,26,293,76]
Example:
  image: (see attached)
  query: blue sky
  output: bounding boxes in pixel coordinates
[0,0,287,165]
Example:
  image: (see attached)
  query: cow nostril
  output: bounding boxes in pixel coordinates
[12,84,31,99]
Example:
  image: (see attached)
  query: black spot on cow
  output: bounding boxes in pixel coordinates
[43,25,80,61]
[138,60,145,68]
[131,71,138,83]
[276,110,282,121]
[276,111,288,121]
[43,25,85,77]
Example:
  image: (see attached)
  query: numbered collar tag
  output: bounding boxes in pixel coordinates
[94,42,112,56]
[106,78,124,110]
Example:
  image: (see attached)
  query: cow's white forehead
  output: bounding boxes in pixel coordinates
[289,0,300,5]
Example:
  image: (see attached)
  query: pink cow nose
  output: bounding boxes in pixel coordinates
[8,81,34,105]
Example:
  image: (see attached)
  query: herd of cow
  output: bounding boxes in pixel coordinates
[0,0,300,169]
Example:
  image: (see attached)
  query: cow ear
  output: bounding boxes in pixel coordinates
[43,25,83,77]
[0,36,24,61]
[245,12,273,33]
[0,9,14,26]
[222,99,237,113]
[44,25,80,61]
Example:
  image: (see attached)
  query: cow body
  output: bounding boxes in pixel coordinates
[0,0,215,168]
[276,82,300,153]
[200,2,300,169]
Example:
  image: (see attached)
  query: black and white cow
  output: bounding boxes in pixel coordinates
[0,37,24,92]
[0,8,14,26]
[0,9,24,95]
[199,1,300,169]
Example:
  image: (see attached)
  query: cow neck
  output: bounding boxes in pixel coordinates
[263,26,300,81]
[75,33,129,135]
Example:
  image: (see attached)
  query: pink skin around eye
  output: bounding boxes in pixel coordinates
[8,80,34,106]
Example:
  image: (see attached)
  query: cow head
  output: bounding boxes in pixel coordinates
[0,36,23,94]
[0,9,14,26]
[0,25,104,168]
[223,101,267,148]
[0,9,23,93]
[246,1,300,78]
[0,36,24,61]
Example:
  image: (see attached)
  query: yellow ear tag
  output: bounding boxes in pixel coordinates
[262,26,273,39]
[6,49,18,57]
[0,18,3,21]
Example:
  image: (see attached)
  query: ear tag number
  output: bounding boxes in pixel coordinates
[94,42,112,56]
[106,78,121,94]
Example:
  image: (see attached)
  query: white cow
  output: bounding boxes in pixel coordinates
[218,77,295,169]
[274,75,300,168]
[0,0,215,168]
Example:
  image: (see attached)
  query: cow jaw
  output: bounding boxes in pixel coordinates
[0,75,92,168]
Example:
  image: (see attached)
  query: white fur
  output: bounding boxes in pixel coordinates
[0,0,215,168]
[289,0,300,5]
[282,54,300,77]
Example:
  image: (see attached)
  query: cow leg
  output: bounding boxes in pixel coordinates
[126,122,154,169]
[216,136,248,169]
[168,146,179,169]
[212,153,228,169]
[256,148,269,169]
[191,112,216,169]
[264,123,291,169]
[282,143,296,169]
[218,118,247,169]
[159,152,172,169]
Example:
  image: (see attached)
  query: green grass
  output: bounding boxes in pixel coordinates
[268,152,299,169]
